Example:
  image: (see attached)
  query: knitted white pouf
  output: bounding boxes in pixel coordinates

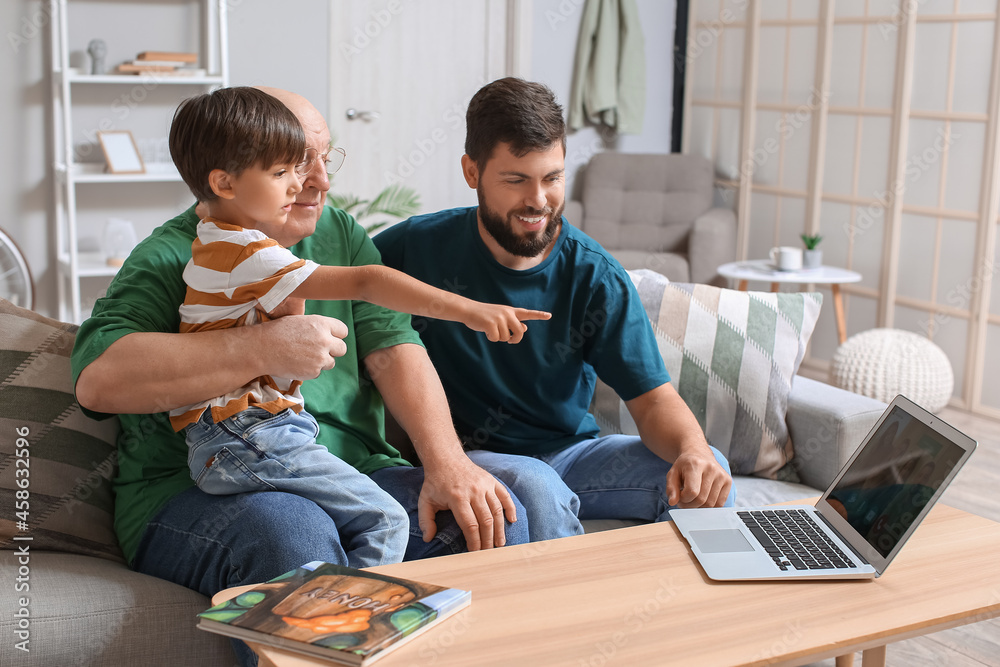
[831,328,954,412]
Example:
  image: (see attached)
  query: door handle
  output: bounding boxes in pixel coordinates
[345,108,380,122]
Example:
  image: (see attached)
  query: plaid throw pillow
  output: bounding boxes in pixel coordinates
[594,270,821,479]
[0,299,124,562]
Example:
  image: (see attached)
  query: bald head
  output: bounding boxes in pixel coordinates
[256,87,324,129]
[248,87,333,245]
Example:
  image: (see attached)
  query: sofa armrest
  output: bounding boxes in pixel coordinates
[564,200,583,226]
[688,207,736,285]
[786,375,887,490]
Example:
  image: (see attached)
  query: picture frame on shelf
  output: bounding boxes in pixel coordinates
[97,130,145,174]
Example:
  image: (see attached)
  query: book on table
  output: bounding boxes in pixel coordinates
[197,561,471,665]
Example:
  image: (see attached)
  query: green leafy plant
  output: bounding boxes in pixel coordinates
[327,183,421,234]
[801,233,823,250]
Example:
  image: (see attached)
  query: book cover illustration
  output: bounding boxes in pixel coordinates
[198,561,470,663]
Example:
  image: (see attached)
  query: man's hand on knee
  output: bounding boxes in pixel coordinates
[417,457,518,550]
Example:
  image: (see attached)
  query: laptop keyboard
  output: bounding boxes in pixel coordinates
[738,509,856,571]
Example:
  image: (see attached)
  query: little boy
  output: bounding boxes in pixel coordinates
[166,87,550,569]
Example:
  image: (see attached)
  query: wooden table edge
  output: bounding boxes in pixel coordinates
[207,503,1000,667]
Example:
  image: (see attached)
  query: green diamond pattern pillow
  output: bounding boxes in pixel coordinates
[0,299,124,562]
[621,270,821,478]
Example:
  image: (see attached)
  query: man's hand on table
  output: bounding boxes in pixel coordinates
[666,445,733,509]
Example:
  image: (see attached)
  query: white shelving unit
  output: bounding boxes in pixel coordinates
[49,0,229,323]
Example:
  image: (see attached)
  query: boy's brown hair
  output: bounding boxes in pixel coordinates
[169,86,305,201]
[464,77,566,171]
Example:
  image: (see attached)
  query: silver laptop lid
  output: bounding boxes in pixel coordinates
[815,394,977,575]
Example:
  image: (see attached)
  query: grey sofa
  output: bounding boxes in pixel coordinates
[0,297,885,666]
[566,153,737,285]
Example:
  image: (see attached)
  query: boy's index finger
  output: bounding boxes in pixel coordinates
[516,309,552,321]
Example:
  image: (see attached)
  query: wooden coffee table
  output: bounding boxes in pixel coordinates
[213,503,1000,666]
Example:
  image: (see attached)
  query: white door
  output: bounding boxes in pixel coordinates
[329,0,530,219]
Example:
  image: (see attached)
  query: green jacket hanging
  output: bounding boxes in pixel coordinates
[568,0,646,135]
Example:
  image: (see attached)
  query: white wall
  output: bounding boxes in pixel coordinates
[531,0,676,200]
[2,0,671,318]
[0,0,328,318]
[3,1,51,315]
[228,0,328,119]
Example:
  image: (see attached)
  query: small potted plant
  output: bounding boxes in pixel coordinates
[801,233,823,269]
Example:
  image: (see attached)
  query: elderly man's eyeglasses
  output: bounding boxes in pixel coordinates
[295,147,346,178]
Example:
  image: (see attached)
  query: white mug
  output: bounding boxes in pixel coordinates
[770,246,803,271]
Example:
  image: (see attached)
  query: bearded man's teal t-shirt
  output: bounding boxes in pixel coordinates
[373,207,670,456]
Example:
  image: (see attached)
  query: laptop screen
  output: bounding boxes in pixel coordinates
[825,405,967,558]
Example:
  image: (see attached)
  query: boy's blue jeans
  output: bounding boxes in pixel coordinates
[185,407,409,569]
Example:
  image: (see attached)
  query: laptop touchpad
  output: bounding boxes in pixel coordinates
[690,529,755,553]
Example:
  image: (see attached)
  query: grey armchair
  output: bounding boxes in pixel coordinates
[566,153,736,284]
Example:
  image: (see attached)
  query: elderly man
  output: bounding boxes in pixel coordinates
[71,87,533,665]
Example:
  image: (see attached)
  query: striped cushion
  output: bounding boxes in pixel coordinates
[0,299,124,562]
[594,271,821,479]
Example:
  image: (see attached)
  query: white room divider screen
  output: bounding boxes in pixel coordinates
[683,0,1000,418]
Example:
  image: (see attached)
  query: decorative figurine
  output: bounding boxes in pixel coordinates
[87,39,106,75]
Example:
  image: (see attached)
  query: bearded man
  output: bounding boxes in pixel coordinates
[374,78,736,542]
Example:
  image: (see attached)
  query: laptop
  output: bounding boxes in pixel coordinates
[670,394,976,581]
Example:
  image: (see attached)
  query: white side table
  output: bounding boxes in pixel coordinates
[717,260,862,344]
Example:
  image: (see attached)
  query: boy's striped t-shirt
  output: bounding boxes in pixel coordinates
[169,217,319,431]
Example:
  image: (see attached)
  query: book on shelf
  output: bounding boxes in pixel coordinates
[151,68,207,77]
[125,59,193,68]
[197,561,471,666]
[115,62,207,77]
[136,50,198,63]
[117,63,177,73]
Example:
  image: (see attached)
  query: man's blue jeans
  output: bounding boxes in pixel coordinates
[468,434,737,542]
[186,407,409,568]
[132,466,528,666]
